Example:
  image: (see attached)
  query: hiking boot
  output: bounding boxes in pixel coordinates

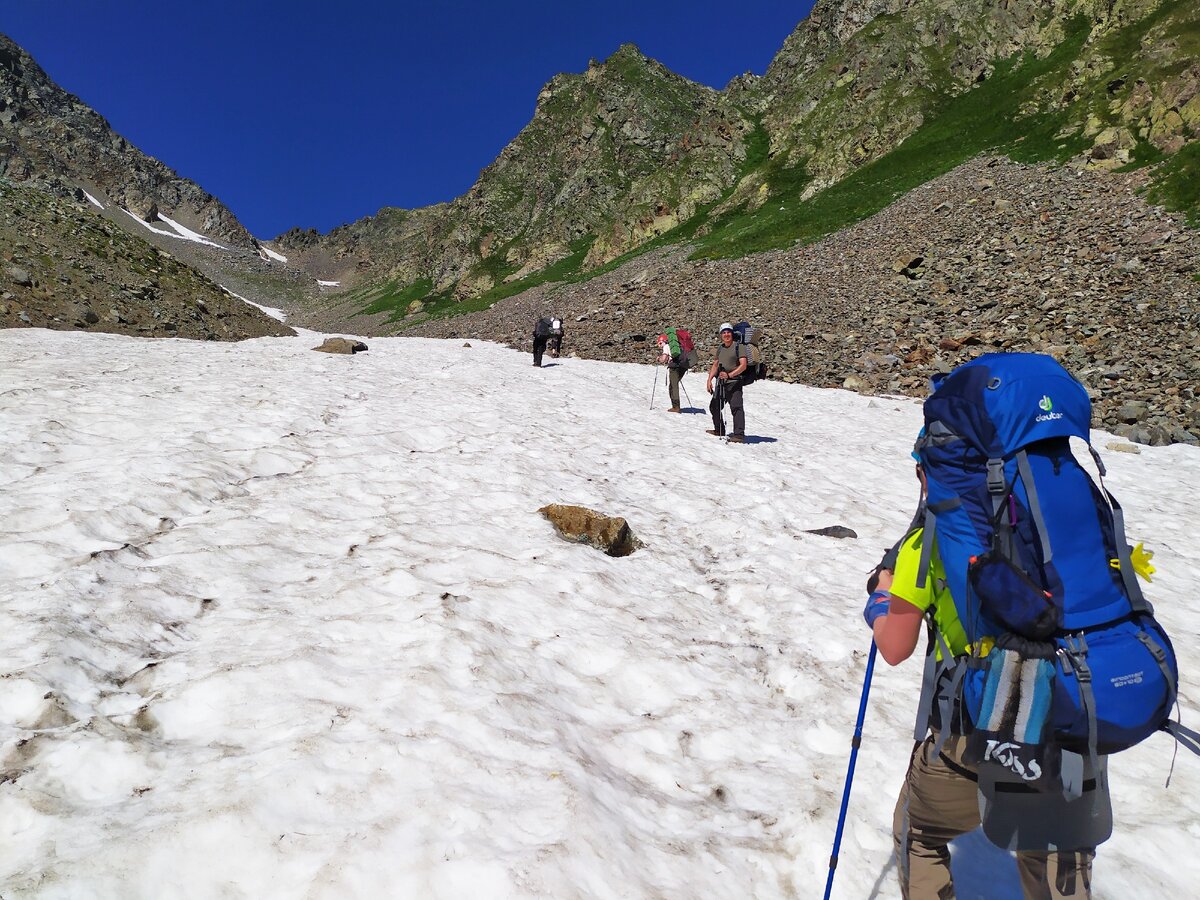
[668,406,681,413]
[706,429,724,436]
[727,434,746,443]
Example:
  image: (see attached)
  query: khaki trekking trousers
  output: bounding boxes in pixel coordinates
[893,733,1094,899]
[668,366,683,408]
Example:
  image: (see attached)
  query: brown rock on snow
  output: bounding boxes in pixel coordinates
[540,504,643,557]
[313,337,368,354]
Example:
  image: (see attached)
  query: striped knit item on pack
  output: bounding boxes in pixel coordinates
[975,649,1053,745]
[1014,658,1054,745]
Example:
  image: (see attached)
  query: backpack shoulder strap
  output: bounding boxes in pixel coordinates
[1086,445,1151,613]
[912,613,967,749]
[1015,449,1054,564]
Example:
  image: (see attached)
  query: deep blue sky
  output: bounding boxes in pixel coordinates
[3,1,815,238]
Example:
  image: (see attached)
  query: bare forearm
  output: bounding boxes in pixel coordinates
[872,598,923,665]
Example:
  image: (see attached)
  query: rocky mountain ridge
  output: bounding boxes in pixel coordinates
[0,177,293,340]
[269,0,1198,320]
[1,2,1198,441]
[0,32,254,248]
[275,43,751,296]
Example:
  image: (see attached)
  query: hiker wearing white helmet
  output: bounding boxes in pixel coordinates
[706,322,748,442]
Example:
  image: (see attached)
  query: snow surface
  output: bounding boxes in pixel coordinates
[1,329,1197,899]
[82,191,104,210]
[157,213,228,250]
[318,279,341,288]
[120,208,226,250]
[259,244,288,264]
[220,286,288,323]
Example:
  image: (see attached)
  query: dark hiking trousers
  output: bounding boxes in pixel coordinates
[532,335,548,366]
[710,380,744,436]
[894,733,1094,899]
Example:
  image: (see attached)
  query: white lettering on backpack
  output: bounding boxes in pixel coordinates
[1110,671,1144,688]
[983,739,1043,781]
[1035,412,1064,422]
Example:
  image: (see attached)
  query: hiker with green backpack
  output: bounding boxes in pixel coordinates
[656,328,699,412]
[854,353,1196,899]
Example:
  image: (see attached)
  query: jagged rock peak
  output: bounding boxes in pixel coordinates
[538,42,706,101]
[762,0,908,85]
[809,0,910,45]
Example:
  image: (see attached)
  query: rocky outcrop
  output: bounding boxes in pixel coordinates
[412,155,1199,446]
[0,178,293,340]
[744,0,1200,199]
[0,32,254,247]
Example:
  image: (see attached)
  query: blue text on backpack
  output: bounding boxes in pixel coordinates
[913,353,1179,794]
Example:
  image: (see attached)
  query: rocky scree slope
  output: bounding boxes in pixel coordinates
[0,178,293,340]
[412,155,1200,446]
[0,32,254,248]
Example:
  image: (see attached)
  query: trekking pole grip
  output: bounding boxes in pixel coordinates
[824,641,878,900]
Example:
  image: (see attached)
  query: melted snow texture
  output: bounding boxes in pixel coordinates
[0,330,1197,899]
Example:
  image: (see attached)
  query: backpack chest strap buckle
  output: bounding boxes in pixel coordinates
[986,459,1006,495]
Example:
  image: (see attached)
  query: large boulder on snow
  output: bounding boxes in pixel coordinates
[540,504,642,557]
[313,337,368,354]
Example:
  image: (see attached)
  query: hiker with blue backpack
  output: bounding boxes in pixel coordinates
[854,353,1195,899]
[866,461,1095,898]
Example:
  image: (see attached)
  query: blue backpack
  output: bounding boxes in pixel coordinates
[912,353,1193,795]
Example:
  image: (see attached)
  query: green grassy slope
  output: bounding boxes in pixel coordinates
[690,20,1095,259]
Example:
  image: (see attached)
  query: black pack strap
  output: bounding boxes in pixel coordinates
[915,510,936,590]
[1061,636,1099,800]
[930,660,968,762]
[938,750,978,782]
[1164,721,1200,757]
[912,613,962,742]
[880,493,927,573]
[995,771,1097,794]
[912,615,941,741]
[1135,630,1177,707]
[1015,450,1053,564]
[1110,493,1150,613]
[986,458,1006,495]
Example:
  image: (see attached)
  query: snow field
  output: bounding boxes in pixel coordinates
[0,329,1197,899]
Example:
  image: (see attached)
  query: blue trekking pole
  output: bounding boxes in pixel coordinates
[824,642,879,900]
